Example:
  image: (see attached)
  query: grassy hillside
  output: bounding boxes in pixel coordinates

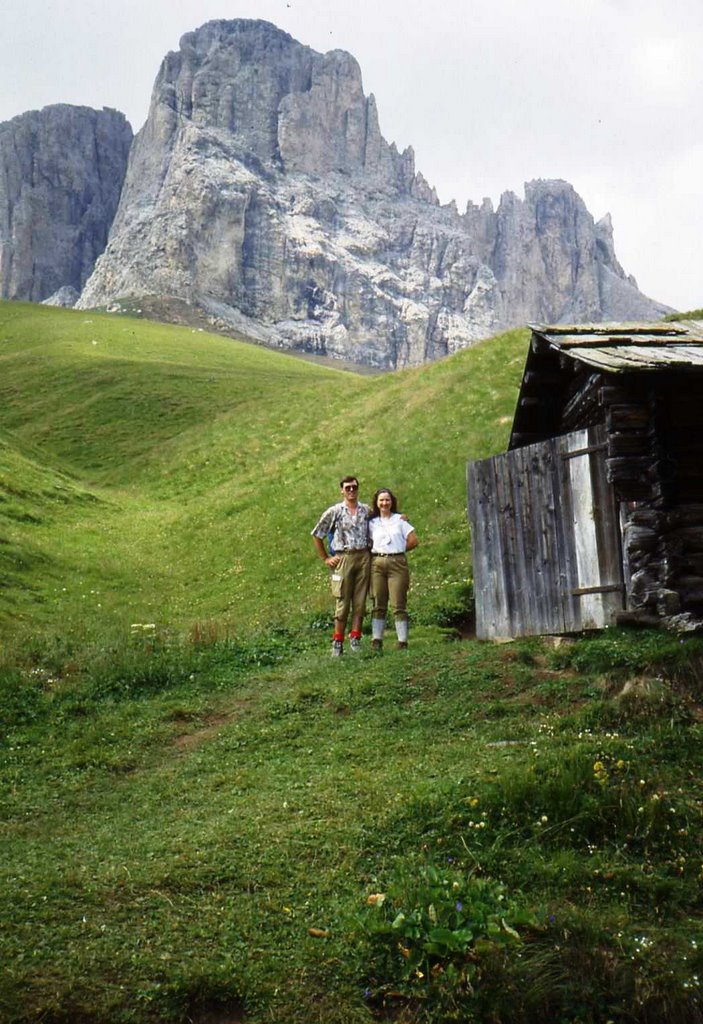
[3,620,703,1024]
[3,301,702,1024]
[664,309,703,321]
[0,300,525,642]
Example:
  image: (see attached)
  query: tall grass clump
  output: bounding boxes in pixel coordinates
[0,624,315,732]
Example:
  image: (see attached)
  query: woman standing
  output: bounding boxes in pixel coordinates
[368,488,419,650]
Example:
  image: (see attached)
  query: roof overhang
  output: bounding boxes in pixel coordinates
[528,320,703,372]
[508,320,703,449]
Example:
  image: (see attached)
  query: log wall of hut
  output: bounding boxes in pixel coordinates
[592,371,703,624]
[595,377,659,620]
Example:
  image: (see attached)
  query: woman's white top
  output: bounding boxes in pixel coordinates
[369,513,415,554]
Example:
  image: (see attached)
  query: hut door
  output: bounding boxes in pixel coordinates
[468,425,624,639]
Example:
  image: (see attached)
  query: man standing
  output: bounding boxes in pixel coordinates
[311,475,371,656]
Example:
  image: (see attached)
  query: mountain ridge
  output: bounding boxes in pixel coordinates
[0,104,132,303]
[1,20,670,368]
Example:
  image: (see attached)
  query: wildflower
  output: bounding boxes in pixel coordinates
[456,901,463,912]
[366,893,386,906]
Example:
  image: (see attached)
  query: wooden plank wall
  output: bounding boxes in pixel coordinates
[468,426,624,639]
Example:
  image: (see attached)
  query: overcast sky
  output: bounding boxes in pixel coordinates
[2,0,701,311]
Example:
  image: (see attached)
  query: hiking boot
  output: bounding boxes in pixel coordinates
[331,639,344,657]
[371,638,383,652]
[349,635,362,654]
[396,641,409,651]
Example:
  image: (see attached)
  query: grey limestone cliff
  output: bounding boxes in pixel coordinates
[0,105,132,303]
[78,20,668,368]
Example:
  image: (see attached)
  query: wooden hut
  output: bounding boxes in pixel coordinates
[467,321,703,640]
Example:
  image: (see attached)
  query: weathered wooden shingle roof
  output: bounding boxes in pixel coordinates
[509,320,703,449]
[530,320,703,372]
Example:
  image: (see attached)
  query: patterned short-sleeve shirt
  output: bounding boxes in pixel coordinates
[311,501,371,552]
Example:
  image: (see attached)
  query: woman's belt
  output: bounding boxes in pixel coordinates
[371,551,406,556]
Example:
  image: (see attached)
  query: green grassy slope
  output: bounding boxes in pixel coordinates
[3,623,702,1024]
[0,300,526,640]
[2,301,703,1024]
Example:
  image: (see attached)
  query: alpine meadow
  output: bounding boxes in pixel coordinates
[2,301,702,1024]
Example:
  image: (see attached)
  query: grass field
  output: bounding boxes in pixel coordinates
[0,300,524,641]
[2,301,702,1024]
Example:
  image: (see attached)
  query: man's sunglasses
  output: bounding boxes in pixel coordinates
[343,484,358,491]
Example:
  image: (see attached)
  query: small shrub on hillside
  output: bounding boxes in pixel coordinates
[308,611,334,632]
[415,580,474,630]
[359,861,541,1020]
[88,644,192,700]
[510,912,703,1024]
[455,745,703,867]
[0,626,315,726]
[667,652,703,703]
[85,628,311,701]
[0,666,47,727]
[359,878,703,1022]
[356,858,703,1022]
[548,627,703,680]
[576,684,693,732]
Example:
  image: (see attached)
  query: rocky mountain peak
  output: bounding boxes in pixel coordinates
[145,19,414,191]
[0,104,132,302]
[1,20,670,368]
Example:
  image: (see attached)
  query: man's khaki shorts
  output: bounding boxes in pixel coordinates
[330,549,370,623]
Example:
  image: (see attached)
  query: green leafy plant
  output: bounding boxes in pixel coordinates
[359,862,541,1018]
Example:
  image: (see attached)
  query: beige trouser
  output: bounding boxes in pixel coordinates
[330,550,371,626]
[371,553,410,621]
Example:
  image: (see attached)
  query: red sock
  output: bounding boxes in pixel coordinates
[333,632,344,643]
[349,630,362,640]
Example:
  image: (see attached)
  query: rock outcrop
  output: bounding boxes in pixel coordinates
[41,285,80,308]
[0,105,132,302]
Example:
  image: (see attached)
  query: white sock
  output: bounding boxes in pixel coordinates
[372,617,386,640]
[395,619,409,642]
